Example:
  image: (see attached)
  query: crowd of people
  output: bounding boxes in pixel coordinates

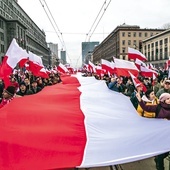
[83,67,170,170]
[0,66,170,170]
[0,70,62,108]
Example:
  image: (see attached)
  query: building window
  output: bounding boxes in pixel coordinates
[0,32,4,41]
[144,45,146,50]
[122,47,126,53]
[160,40,163,45]
[1,44,4,53]
[123,56,125,60]
[155,49,158,60]
[164,47,168,59]
[164,38,168,44]
[122,32,125,37]
[151,43,154,48]
[151,51,154,61]
[128,32,131,37]
[148,52,150,61]
[139,32,142,37]
[148,44,150,49]
[133,32,136,37]
[150,32,153,36]
[122,40,125,45]
[0,20,4,29]
[145,32,148,37]
[133,40,136,45]
[155,41,158,47]
[160,49,163,60]
[128,40,131,45]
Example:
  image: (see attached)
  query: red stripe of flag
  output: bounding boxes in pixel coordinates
[0,76,86,170]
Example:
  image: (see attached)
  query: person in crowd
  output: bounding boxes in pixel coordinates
[36,77,45,89]
[136,92,170,170]
[130,83,144,109]
[103,74,111,86]
[0,86,16,108]
[143,78,152,90]
[42,78,51,86]
[124,78,135,97]
[30,80,42,94]
[16,82,33,96]
[52,76,62,84]
[153,78,161,95]
[10,77,19,92]
[136,89,159,118]
[24,77,31,91]
[156,79,170,98]
[108,77,123,93]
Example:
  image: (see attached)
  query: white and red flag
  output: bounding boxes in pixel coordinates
[164,59,170,70]
[95,65,106,77]
[1,74,170,169]
[128,47,147,61]
[28,52,46,77]
[88,61,96,73]
[134,58,146,70]
[114,58,139,77]
[67,66,74,74]
[101,59,115,74]
[129,71,147,92]
[0,38,28,87]
[140,65,158,78]
[57,63,69,74]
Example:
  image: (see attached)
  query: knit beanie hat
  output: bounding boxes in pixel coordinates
[145,89,153,99]
[159,93,170,103]
[5,86,15,96]
[19,82,26,86]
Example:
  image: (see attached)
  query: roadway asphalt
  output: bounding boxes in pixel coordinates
[77,156,170,170]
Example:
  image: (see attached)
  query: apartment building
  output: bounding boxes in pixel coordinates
[143,29,170,67]
[0,0,50,66]
[92,23,165,64]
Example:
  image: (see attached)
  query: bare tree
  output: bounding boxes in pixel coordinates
[162,23,170,29]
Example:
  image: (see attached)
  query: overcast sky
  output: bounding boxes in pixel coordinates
[18,0,170,67]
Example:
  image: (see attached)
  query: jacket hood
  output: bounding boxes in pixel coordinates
[142,95,153,103]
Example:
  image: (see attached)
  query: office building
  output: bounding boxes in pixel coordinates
[92,23,165,64]
[143,29,170,67]
[0,0,50,66]
[47,42,59,66]
[60,50,66,64]
[82,41,99,64]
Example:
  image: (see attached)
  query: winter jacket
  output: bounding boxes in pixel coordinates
[137,95,159,118]
[139,101,170,120]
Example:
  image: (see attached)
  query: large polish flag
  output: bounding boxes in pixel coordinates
[1,74,170,170]
[114,58,139,77]
[0,38,28,87]
[128,47,147,61]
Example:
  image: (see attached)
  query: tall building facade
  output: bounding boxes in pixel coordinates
[60,50,66,64]
[0,0,50,66]
[143,29,170,67]
[92,24,165,64]
[47,42,59,66]
[82,41,99,64]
